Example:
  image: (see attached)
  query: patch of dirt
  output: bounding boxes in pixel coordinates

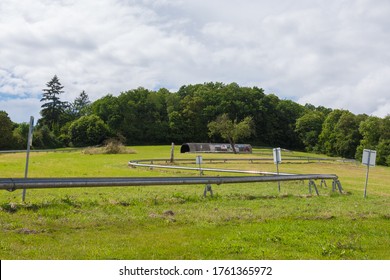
[16,228,41,234]
[297,215,335,220]
[163,210,175,216]
[149,210,176,222]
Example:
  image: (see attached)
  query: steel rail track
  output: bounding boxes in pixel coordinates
[128,161,294,175]
[129,157,338,164]
[0,174,340,192]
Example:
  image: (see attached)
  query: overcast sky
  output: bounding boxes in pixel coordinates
[1,0,390,123]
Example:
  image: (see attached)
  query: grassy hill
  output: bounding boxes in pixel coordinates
[0,146,389,259]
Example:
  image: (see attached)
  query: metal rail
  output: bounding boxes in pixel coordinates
[0,174,340,192]
[0,148,81,154]
[127,159,344,194]
[128,161,294,176]
[130,157,338,164]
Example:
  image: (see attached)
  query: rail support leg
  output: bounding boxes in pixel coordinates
[332,179,343,193]
[203,184,213,197]
[336,179,343,193]
[308,180,319,196]
[320,179,328,188]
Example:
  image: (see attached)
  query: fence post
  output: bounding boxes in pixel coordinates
[170,142,175,163]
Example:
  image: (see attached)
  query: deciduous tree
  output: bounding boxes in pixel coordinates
[68,115,110,147]
[0,111,14,149]
[208,113,254,154]
[295,111,325,152]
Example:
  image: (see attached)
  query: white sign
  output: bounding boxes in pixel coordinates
[362,149,376,166]
[273,147,282,164]
[196,155,203,165]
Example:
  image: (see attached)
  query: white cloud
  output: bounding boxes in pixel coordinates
[372,103,390,118]
[0,98,41,123]
[1,0,390,122]
[298,67,390,115]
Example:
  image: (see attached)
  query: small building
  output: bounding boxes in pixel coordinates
[180,143,252,153]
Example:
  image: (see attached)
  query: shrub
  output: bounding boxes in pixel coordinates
[103,139,127,154]
[83,139,136,154]
[69,115,110,147]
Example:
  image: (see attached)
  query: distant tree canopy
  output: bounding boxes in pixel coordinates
[2,80,390,166]
[317,110,363,158]
[295,110,325,152]
[0,111,15,149]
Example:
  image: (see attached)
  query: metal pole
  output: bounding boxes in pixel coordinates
[196,155,203,176]
[276,162,281,192]
[22,116,34,202]
[364,152,370,198]
[0,174,341,191]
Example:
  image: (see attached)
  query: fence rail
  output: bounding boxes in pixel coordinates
[0,174,340,192]
[130,157,339,164]
[0,148,81,154]
[128,161,294,175]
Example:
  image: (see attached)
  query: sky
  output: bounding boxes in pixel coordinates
[1,0,390,123]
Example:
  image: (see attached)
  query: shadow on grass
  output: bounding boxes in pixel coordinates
[0,196,89,213]
[227,193,299,200]
[0,201,54,213]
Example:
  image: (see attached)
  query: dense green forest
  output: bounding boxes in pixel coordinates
[1,76,390,165]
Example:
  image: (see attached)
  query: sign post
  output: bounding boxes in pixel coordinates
[362,149,376,199]
[196,155,203,176]
[170,142,175,163]
[273,147,282,192]
[22,116,34,202]
[196,155,212,197]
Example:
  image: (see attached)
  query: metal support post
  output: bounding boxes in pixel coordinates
[308,180,319,196]
[22,116,34,202]
[331,179,343,193]
[203,184,213,197]
[336,180,343,193]
[364,163,370,198]
[276,162,281,192]
[362,149,376,198]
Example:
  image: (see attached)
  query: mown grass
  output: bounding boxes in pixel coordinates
[0,146,389,260]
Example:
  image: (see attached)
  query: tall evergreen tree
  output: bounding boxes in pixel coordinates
[72,90,91,117]
[40,75,68,131]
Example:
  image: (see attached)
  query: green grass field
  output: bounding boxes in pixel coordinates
[0,146,389,259]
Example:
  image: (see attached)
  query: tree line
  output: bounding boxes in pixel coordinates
[1,76,389,165]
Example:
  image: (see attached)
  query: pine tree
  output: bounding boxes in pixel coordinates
[72,90,91,117]
[40,75,68,131]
